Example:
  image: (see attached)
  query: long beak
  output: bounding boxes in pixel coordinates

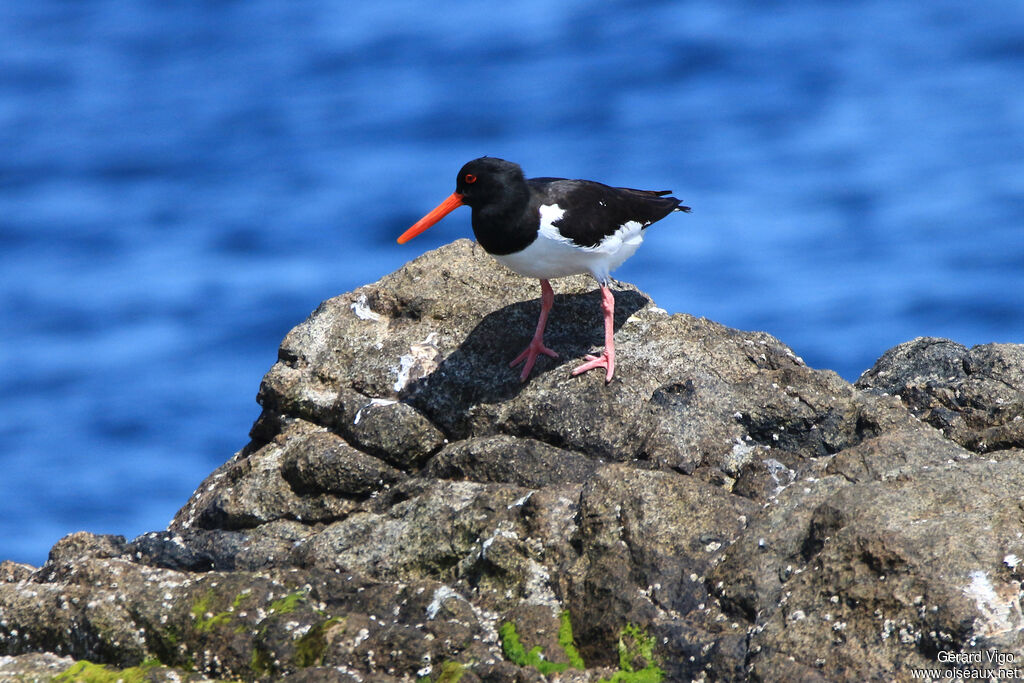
[397,192,465,244]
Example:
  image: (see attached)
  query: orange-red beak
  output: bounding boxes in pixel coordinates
[397,192,465,244]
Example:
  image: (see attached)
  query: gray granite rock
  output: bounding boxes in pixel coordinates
[2,240,1024,681]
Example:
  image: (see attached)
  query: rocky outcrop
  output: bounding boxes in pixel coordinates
[2,239,1024,681]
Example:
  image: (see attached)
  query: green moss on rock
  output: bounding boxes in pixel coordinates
[557,610,585,669]
[499,621,569,675]
[294,616,343,667]
[55,658,159,683]
[499,610,585,675]
[190,591,233,633]
[251,646,273,676]
[268,591,304,615]
[598,624,664,683]
[435,660,465,682]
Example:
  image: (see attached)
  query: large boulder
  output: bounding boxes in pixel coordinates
[2,239,1022,682]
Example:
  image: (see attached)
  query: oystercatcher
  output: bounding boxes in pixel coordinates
[398,157,690,383]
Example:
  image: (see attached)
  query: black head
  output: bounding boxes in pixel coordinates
[397,157,529,245]
[454,157,527,208]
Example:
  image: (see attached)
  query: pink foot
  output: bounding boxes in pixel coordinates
[509,279,558,383]
[510,340,559,382]
[571,350,614,383]
[570,284,617,383]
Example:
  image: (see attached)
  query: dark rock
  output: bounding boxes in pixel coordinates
[280,426,406,497]
[3,241,1024,681]
[825,423,973,483]
[735,458,1024,680]
[172,420,365,532]
[46,531,126,565]
[127,522,316,572]
[424,435,600,487]
[857,337,1024,452]
[345,398,447,470]
[569,464,757,668]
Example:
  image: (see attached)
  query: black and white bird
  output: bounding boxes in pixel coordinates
[398,157,690,383]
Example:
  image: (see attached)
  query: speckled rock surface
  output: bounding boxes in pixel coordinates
[2,240,1024,682]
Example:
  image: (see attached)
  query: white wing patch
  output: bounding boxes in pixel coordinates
[538,203,566,226]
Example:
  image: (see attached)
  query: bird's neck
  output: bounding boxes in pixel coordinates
[471,184,536,256]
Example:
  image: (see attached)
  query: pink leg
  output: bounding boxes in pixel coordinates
[571,285,615,383]
[509,279,559,382]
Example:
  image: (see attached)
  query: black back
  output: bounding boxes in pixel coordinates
[452,157,690,255]
[528,178,688,248]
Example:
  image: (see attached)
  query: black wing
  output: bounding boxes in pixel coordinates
[529,178,689,248]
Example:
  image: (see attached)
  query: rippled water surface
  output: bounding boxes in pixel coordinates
[2,1,1022,563]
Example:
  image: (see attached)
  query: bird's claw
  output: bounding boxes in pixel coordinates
[510,341,559,382]
[571,351,615,383]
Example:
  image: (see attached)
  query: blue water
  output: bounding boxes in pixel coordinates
[1,1,1022,565]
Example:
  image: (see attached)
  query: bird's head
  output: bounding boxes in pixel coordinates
[397,157,524,244]
[453,157,524,208]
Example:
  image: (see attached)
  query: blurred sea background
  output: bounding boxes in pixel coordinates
[2,1,1022,565]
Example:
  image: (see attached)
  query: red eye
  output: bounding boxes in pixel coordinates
[464,173,477,184]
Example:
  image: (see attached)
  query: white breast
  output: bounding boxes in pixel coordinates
[491,203,647,284]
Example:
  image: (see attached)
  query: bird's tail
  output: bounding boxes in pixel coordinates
[646,189,692,213]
